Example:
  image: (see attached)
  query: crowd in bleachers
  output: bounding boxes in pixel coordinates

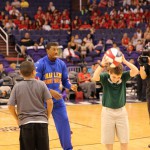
[0,0,150,101]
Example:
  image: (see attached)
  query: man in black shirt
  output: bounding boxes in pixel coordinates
[139,54,150,148]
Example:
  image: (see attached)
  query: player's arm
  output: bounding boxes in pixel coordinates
[46,98,53,119]
[92,55,107,82]
[35,61,43,80]
[139,66,147,79]
[8,105,19,125]
[122,55,139,77]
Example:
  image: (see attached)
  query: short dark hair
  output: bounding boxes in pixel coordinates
[46,42,58,50]
[92,62,99,66]
[108,64,123,75]
[20,61,35,77]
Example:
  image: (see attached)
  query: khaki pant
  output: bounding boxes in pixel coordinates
[101,106,129,144]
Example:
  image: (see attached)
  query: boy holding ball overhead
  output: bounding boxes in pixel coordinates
[92,54,139,150]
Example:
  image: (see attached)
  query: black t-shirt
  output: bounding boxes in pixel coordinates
[20,38,34,46]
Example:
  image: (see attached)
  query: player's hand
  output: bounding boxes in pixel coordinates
[50,89,62,100]
[122,54,127,64]
[71,84,77,92]
[101,55,109,67]
[140,66,145,71]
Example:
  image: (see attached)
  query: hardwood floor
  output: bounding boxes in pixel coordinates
[0,102,150,150]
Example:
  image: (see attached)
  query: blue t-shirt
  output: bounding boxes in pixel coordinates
[35,56,71,103]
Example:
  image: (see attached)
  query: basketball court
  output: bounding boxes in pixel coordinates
[0,102,150,150]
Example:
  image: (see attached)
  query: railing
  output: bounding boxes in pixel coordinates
[67,66,81,73]
[0,27,9,56]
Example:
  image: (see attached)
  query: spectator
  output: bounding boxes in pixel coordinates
[89,62,99,77]
[118,20,126,29]
[132,5,143,14]
[112,42,120,51]
[106,38,113,44]
[11,0,21,8]
[20,0,29,8]
[3,20,16,34]
[42,21,51,31]
[83,33,94,52]
[38,37,47,47]
[19,32,35,56]
[108,0,115,7]
[18,20,28,30]
[78,66,96,99]
[74,34,82,46]
[98,0,107,8]
[92,19,100,29]
[70,36,78,51]
[126,42,134,53]
[89,0,98,13]
[80,6,88,15]
[144,27,150,39]
[122,33,130,47]
[72,19,80,30]
[123,0,131,6]
[51,20,60,30]
[0,63,7,84]
[28,20,35,30]
[136,28,143,40]
[131,33,139,46]
[136,39,144,53]
[5,1,12,12]
[72,16,81,30]
[0,11,5,20]
[80,41,87,60]
[61,20,70,30]
[47,2,55,13]
[9,6,20,17]
[63,43,76,62]
[80,21,91,30]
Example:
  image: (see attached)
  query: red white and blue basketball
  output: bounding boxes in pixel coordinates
[105,48,122,68]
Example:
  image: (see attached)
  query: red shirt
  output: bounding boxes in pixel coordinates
[78,72,91,84]
[80,24,91,30]
[18,24,28,30]
[51,24,60,30]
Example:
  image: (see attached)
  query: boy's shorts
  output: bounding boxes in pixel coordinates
[101,106,129,144]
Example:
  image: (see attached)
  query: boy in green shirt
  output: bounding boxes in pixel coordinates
[92,55,139,150]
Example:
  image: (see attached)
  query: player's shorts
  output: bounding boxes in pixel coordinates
[101,106,129,144]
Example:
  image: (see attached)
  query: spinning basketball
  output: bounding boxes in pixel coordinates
[105,48,123,68]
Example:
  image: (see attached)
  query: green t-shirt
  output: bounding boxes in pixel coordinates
[100,71,131,109]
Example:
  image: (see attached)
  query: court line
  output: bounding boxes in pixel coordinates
[50,136,150,149]
[70,121,93,128]
[1,136,149,147]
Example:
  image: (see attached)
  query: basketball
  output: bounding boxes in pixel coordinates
[105,48,123,68]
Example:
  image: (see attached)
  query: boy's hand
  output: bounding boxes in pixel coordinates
[101,55,110,67]
[140,66,145,71]
[122,54,127,64]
